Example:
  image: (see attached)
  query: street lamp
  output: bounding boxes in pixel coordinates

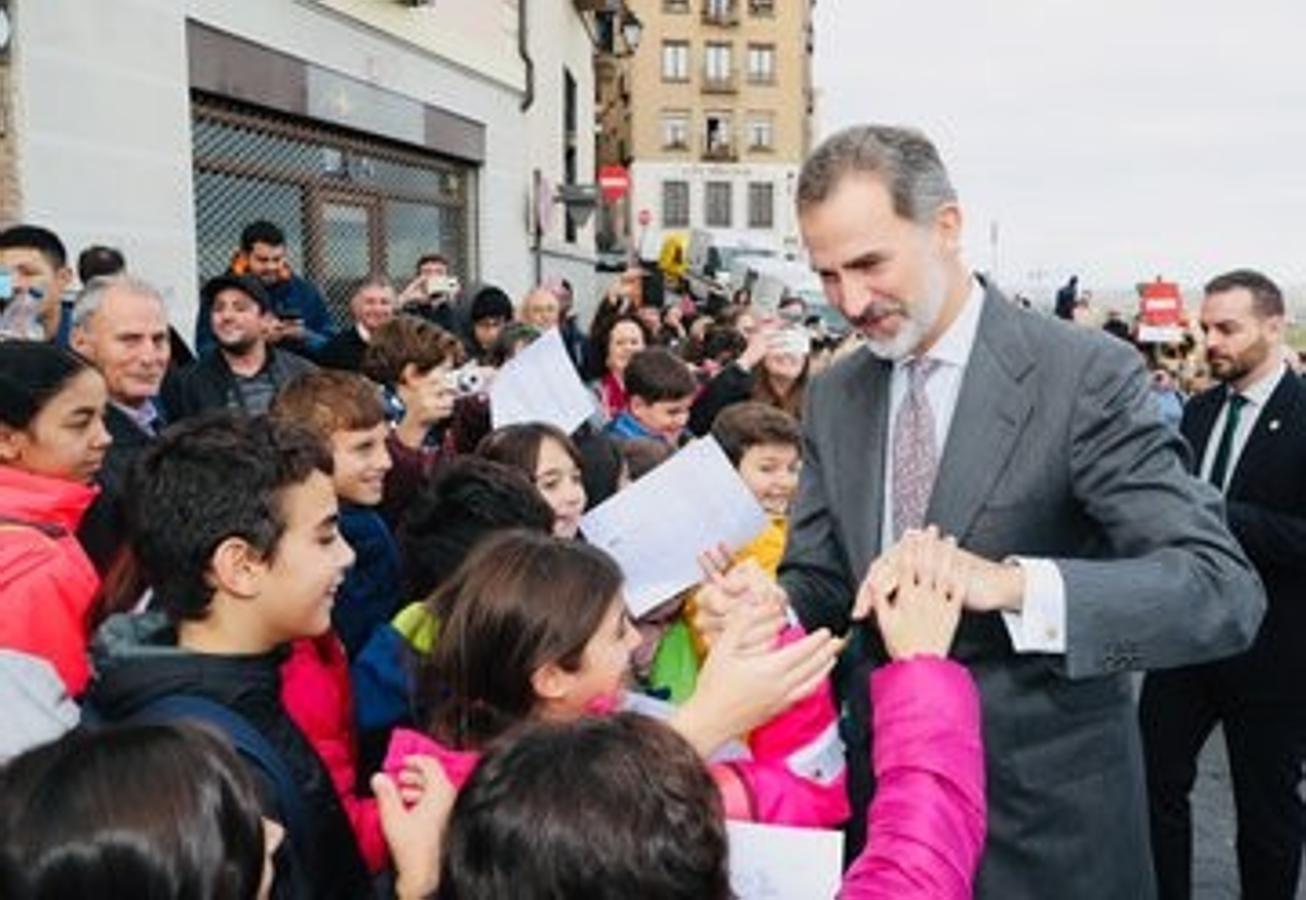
[620,10,643,55]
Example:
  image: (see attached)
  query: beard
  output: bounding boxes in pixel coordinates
[216,332,260,357]
[859,255,950,362]
[1207,334,1271,385]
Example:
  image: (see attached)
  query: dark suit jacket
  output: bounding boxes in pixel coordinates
[316,327,368,372]
[1181,369,1306,698]
[779,286,1264,899]
[77,405,156,574]
[161,346,314,420]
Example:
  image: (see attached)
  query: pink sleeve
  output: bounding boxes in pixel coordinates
[840,657,986,900]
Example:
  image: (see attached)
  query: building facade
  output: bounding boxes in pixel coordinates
[2,0,601,342]
[615,0,814,261]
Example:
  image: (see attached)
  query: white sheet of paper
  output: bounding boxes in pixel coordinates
[727,821,844,900]
[489,327,596,433]
[580,437,767,617]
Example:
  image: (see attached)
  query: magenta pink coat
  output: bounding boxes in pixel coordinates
[841,657,986,899]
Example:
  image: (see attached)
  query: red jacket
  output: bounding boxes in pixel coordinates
[0,466,100,695]
[280,635,388,873]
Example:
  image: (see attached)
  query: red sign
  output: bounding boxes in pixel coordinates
[1138,280,1183,326]
[598,165,631,202]
[637,208,652,227]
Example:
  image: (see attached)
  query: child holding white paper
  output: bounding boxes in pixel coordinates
[651,402,803,695]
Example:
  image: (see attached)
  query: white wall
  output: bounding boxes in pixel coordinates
[13,0,197,334]
[11,0,539,343]
[524,0,599,320]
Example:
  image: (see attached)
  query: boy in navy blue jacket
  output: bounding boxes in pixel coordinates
[272,370,400,659]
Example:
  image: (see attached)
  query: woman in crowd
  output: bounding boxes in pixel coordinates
[689,318,810,436]
[587,313,650,419]
[0,340,111,697]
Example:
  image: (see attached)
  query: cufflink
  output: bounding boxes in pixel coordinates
[1269,419,1281,432]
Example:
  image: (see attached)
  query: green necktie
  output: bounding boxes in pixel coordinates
[1208,393,1248,490]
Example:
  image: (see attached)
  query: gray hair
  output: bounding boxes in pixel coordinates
[72,274,168,332]
[797,125,957,223]
[352,274,394,299]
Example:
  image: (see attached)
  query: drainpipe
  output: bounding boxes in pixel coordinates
[520,1,541,283]
[518,0,534,112]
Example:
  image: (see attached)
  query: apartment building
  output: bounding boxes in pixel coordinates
[613,0,814,259]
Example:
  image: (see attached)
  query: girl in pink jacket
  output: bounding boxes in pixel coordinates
[0,341,111,696]
[383,529,846,828]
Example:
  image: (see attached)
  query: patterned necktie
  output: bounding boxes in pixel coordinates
[1207,392,1248,491]
[892,357,942,540]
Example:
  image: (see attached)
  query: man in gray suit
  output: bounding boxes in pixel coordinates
[750,125,1263,898]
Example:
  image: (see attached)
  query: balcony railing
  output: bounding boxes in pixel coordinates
[702,1,739,25]
[701,72,737,93]
[702,143,738,162]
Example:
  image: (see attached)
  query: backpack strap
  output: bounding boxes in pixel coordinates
[0,514,67,539]
[118,693,309,843]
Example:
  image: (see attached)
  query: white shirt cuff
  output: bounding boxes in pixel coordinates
[999,558,1067,654]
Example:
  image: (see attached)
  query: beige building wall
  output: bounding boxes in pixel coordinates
[626,0,810,164]
[618,0,813,257]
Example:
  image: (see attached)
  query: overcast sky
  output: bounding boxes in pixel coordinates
[812,1,1306,302]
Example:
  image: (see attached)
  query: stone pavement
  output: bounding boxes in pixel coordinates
[1191,727,1306,899]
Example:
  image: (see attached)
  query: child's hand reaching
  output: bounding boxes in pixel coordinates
[372,756,456,900]
[872,528,964,660]
[692,548,788,649]
[672,600,843,757]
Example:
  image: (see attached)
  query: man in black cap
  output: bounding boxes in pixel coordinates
[162,274,314,420]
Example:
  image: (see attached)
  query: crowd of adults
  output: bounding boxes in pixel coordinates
[0,122,1301,900]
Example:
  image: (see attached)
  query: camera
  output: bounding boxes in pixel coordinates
[446,363,487,397]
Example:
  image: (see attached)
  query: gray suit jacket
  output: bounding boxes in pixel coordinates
[779,287,1264,899]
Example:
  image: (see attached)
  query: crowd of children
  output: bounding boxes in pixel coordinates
[0,235,987,898]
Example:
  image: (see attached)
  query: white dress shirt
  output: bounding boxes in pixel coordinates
[881,279,1067,654]
[1198,361,1287,490]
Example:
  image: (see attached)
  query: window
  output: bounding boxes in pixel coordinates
[664,0,690,10]
[662,41,690,81]
[662,180,690,228]
[747,44,775,84]
[661,110,690,150]
[191,98,473,326]
[704,0,735,20]
[746,114,773,151]
[704,42,733,86]
[705,181,732,228]
[749,0,774,15]
[705,111,733,157]
[748,182,774,228]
